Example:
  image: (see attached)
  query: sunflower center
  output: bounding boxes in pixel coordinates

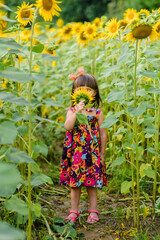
[42,0,53,11]
[21,8,30,19]
[128,12,134,19]
[87,28,93,34]
[132,24,152,39]
[119,21,127,29]
[111,25,117,33]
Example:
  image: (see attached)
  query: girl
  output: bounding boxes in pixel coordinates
[59,67,107,224]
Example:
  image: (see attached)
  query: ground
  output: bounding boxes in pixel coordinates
[36,184,160,240]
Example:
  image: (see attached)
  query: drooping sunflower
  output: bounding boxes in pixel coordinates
[36,0,62,22]
[118,20,128,30]
[77,29,88,45]
[154,21,160,36]
[138,9,150,19]
[124,8,138,23]
[93,17,101,28]
[84,22,97,40]
[71,88,95,106]
[126,22,157,44]
[16,2,34,26]
[59,24,72,40]
[105,18,119,39]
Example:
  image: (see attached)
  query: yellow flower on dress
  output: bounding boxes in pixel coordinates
[57,18,64,28]
[71,87,94,106]
[124,8,138,22]
[15,2,34,26]
[138,9,150,19]
[36,0,62,22]
[125,22,157,44]
[105,18,119,39]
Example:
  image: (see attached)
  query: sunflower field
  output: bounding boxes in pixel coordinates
[0,0,160,239]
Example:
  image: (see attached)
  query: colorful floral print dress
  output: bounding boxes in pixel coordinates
[59,107,107,188]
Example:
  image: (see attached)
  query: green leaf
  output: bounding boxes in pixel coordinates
[144,127,158,134]
[6,148,35,164]
[0,38,22,49]
[146,87,160,94]
[0,68,30,83]
[144,168,155,179]
[31,203,41,217]
[32,142,48,157]
[76,112,88,125]
[147,146,158,155]
[100,65,120,78]
[43,98,63,107]
[4,195,28,216]
[110,157,125,168]
[29,44,44,53]
[0,3,13,11]
[31,174,53,187]
[107,89,127,103]
[121,181,132,194]
[0,92,30,106]
[0,162,22,198]
[140,70,158,79]
[42,53,59,61]
[101,113,119,128]
[0,121,17,144]
[54,217,65,225]
[0,221,26,240]
[128,103,147,117]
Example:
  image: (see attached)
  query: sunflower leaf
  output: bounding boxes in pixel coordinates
[76,113,88,125]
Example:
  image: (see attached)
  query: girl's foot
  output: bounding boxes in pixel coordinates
[65,210,80,223]
[87,210,100,224]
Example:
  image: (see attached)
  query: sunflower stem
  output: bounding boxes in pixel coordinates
[27,7,38,240]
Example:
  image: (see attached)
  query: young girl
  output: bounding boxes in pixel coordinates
[59,67,107,224]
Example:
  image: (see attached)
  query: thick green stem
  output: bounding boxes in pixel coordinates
[133,40,140,230]
[27,8,38,240]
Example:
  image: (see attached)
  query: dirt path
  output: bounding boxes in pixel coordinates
[38,185,160,240]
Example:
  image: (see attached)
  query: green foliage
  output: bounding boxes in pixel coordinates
[0,221,26,240]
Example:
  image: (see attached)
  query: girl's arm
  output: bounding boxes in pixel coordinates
[64,101,85,130]
[98,111,107,165]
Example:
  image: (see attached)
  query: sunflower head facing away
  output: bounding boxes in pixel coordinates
[126,22,157,44]
[36,0,62,22]
[16,2,34,26]
[71,87,95,106]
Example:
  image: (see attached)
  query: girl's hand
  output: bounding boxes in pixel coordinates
[74,100,85,113]
[101,154,105,166]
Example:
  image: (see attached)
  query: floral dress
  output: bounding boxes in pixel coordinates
[59,107,107,188]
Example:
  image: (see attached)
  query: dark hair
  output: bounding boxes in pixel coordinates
[71,73,102,107]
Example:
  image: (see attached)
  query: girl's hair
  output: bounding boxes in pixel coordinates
[71,73,102,107]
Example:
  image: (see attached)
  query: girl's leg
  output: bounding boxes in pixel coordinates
[86,186,98,223]
[68,186,81,218]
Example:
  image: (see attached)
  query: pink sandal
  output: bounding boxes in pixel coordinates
[87,210,100,224]
[65,210,80,223]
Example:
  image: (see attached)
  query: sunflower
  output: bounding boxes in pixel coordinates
[84,22,97,40]
[154,21,160,36]
[19,28,31,42]
[126,22,157,44]
[118,20,128,30]
[0,99,3,108]
[77,29,88,45]
[57,18,64,28]
[138,9,150,19]
[124,8,138,22]
[16,2,34,26]
[36,0,62,22]
[59,24,72,40]
[0,9,7,30]
[72,22,82,35]
[93,17,101,27]
[105,18,119,39]
[71,87,95,106]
